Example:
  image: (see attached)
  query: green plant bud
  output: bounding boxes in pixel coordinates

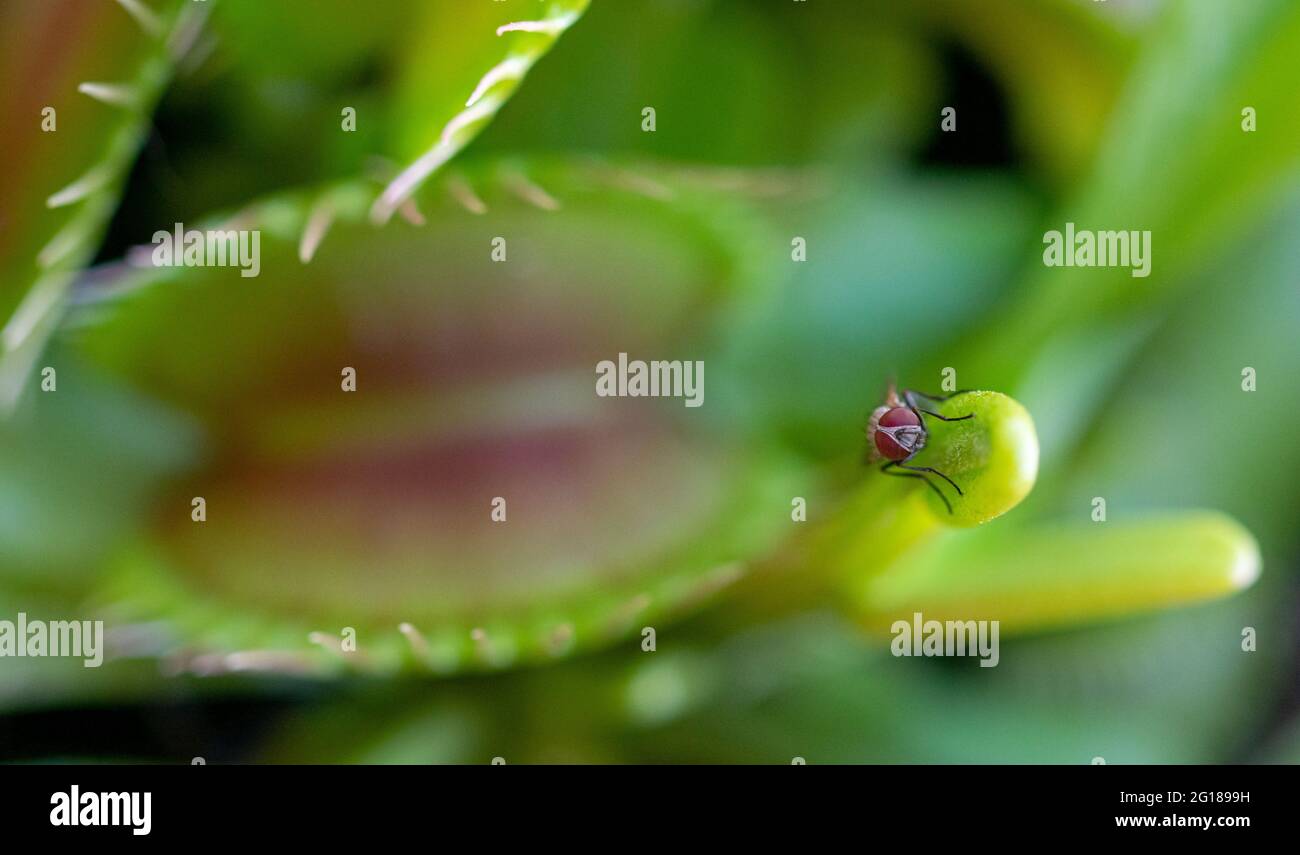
[911,391,1038,526]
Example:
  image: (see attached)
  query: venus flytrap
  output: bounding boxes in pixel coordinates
[819,390,1039,570]
[907,391,1039,527]
[373,0,592,223]
[65,158,809,677]
[0,0,207,414]
[830,390,1259,636]
[729,391,1039,622]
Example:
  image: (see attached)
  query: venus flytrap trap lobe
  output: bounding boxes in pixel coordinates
[731,389,1040,624]
[0,0,209,414]
[237,0,593,263]
[371,0,591,224]
[861,388,1038,529]
[70,158,809,677]
[908,390,1039,527]
[829,386,1258,636]
[0,0,1288,767]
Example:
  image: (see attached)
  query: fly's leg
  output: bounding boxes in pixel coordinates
[881,460,953,514]
[896,460,964,496]
[904,389,975,422]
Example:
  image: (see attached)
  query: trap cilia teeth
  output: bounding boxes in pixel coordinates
[66,160,811,677]
[0,0,210,414]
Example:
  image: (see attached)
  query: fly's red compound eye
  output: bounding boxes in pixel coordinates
[873,406,923,461]
[870,385,976,515]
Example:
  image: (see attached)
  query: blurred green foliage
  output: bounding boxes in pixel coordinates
[1,0,1297,764]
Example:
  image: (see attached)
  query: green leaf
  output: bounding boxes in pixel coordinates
[1057,194,1300,547]
[855,512,1260,634]
[975,0,1300,386]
